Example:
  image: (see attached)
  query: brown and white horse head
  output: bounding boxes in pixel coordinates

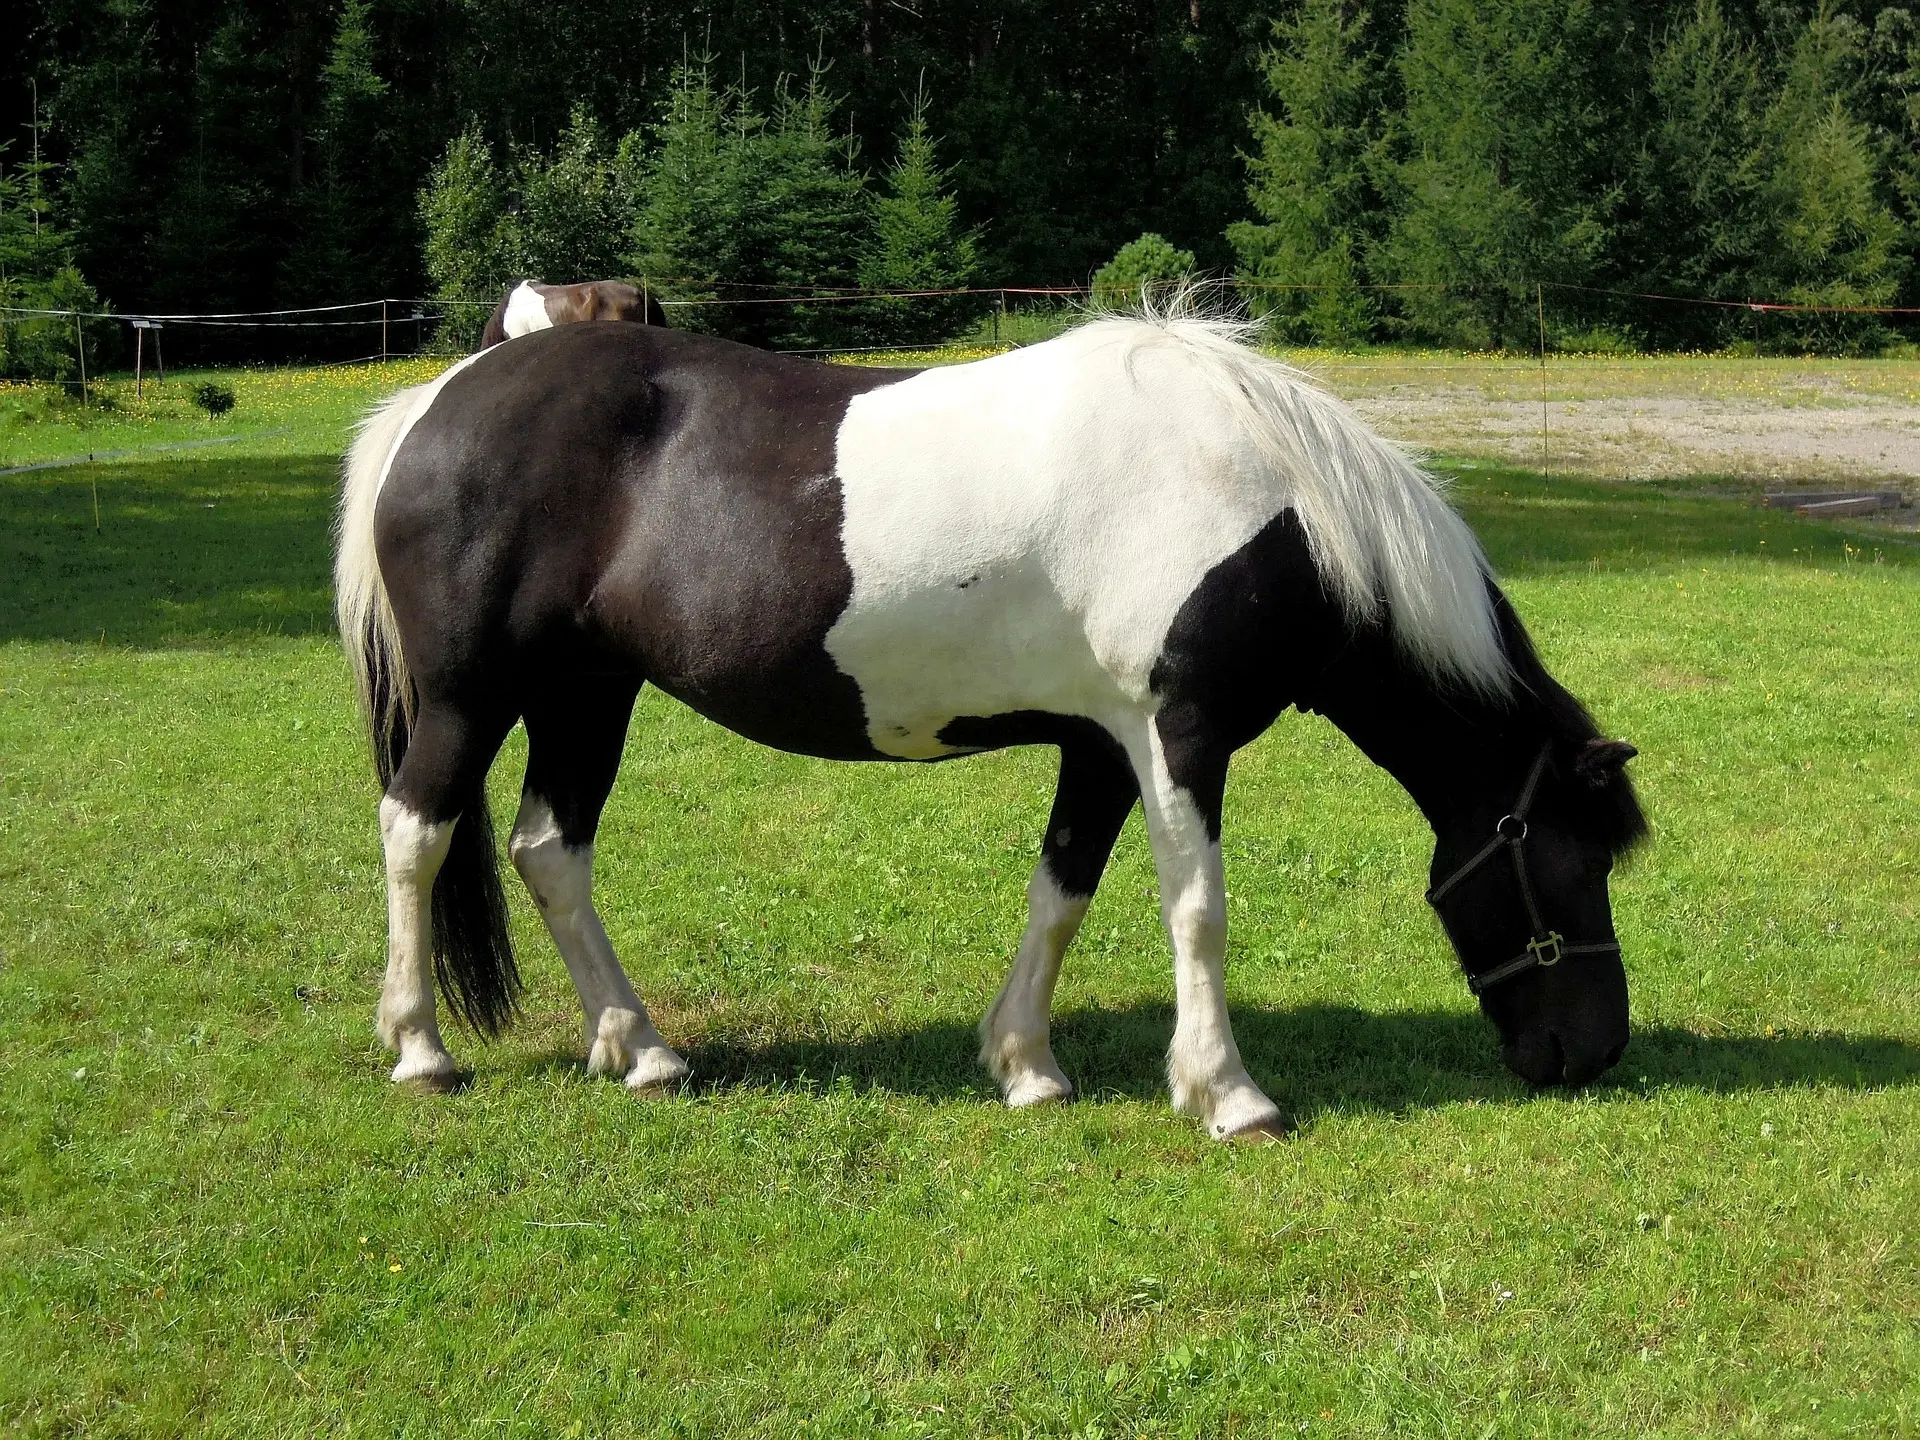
[478,279,669,349]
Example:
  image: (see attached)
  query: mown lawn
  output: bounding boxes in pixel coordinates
[1,358,1916,1437]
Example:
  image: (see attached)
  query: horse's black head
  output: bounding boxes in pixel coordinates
[1427,736,1645,1087]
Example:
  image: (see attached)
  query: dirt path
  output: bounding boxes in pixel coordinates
[1285,353,1920,492]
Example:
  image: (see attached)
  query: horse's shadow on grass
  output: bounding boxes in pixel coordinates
[656,1003,1920,1122]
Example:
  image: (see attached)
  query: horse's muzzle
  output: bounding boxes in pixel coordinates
[1503,1026,1628,1088]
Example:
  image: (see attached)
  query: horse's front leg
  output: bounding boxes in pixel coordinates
[1127,715,1286,1141]
[980,738,1138,1106]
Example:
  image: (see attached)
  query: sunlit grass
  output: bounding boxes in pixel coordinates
[1,357,1917,1436]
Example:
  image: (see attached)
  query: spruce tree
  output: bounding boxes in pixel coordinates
[1091,233,1197,305]
[0,137,105,382]
[1631,0,1772,347]
[625,59,754,324]
[1754,8,1906,351]
[419,125,513,348]
[1229,0,1385,346]
[859,91,979,345]
[283,0,397,306]
[752,66,871,350]
[1376,0,1629,349]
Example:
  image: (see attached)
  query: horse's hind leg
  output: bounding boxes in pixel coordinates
[378,700,516,1091]
[509,679,689,1093]
[980,738,1137,1107]
[378,795,458,1088]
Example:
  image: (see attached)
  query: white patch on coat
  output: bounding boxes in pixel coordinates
[979,866,1086,1106]
[502,281,555,339]
[825,315,1508,759]
[507,794,689,1091]
[377,796,459,1085]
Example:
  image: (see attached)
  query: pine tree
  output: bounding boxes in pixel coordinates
[511,106,633,283]
[859,90,979,345]
[1229,0,1384,345]
[1376,0,1629,349]
[419,125,513,348]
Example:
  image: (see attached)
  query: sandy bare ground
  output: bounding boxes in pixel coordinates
[1282,352,1920,497]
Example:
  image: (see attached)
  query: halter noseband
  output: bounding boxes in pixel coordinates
[1425,745,1621,996]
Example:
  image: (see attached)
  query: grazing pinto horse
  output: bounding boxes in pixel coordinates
[479,279,669,348]
[336,311,1645,1139]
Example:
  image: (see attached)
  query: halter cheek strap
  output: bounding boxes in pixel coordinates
[1425,745,1622,996]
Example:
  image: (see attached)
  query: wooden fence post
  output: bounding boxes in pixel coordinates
[1536,283,1548,475]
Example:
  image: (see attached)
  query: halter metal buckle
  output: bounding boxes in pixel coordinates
[1528,931,1565,967]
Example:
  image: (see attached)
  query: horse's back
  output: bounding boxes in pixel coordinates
[375,324,906,754]
[824,332,1293,753]
[370,320,1355,761]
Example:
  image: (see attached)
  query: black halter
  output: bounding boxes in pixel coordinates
[1425,746,1621,996]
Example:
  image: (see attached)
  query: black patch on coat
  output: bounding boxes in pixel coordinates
[937,712,1138,899]
[380,323,917,761]
[1147,510,1353,839]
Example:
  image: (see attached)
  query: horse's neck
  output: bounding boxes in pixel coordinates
[1300,633,1534,834]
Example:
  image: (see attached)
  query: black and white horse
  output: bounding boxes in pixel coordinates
[336,309,1645,1139]
[479,279,669,348]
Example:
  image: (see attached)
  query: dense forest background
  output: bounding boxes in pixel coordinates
[4,0,1919,355]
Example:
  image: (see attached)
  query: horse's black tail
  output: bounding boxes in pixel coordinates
[428,776,520,1036]
[340,387,520,1037]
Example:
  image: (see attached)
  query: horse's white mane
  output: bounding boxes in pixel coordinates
[1072,289,1512,696]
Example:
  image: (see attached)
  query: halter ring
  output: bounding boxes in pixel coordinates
[1496,814,1529,842]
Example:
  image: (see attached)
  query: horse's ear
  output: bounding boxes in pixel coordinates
[1574,738,1637,787]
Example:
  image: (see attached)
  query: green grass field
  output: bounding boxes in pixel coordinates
[2,354,1917,1437]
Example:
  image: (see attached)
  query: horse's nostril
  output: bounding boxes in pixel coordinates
[1504,1029,1566,1087]
[1603,1039,1627,1070]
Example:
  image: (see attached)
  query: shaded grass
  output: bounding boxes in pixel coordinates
[1,378,1918,1435]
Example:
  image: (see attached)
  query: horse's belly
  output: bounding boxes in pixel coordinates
[825,558,1126,758]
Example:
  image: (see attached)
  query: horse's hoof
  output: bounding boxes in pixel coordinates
[1224,1115,1292,1145]
[625,1049,691,1097]
[396,1067,465,1096]
[1004,1072,1074,1108]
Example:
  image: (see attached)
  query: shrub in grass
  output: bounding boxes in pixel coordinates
[1092,233,1197,309]
[192,382,237,418]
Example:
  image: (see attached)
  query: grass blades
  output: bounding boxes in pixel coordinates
[1,360,1916,1437]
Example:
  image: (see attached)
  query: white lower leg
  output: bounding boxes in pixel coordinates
[378,795,459,1086]
[1133,727,1283,1140]
[980,866,1086,1107]
[509,796,688,1092]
